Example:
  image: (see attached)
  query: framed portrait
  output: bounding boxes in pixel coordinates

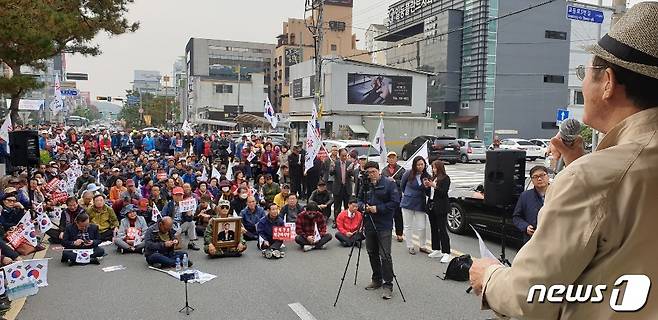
[211,217,242,248]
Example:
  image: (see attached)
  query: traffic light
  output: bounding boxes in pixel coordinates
[96,96,114,101]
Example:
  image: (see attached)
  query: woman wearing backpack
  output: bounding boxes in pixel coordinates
[427,160,452,263]
[400,156,431,255]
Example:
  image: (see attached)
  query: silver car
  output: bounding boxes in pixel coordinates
[456,139,487,163]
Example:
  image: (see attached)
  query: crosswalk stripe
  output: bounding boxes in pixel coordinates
[288,302,318,320]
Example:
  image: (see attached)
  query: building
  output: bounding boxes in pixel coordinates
[364,24,389,65]
[288,58,436,150]
[374,0,571,144]
[567,3,612,122]
[183,38,274,127]
[273,0,370,114]
[132,70,162,94]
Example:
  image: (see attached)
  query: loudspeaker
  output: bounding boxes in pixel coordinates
[9,130,41,167]
[484,150,526,206]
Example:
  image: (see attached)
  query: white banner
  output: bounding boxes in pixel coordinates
[372,118,387,163]
[304,120,322,174]
[4,99,45,111]
[178,198,197,213]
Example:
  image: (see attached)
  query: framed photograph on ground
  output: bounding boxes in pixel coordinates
[211,217,242,248]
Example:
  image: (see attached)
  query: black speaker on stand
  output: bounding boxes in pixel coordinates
[484,149,526,266]
[9,130,41,168]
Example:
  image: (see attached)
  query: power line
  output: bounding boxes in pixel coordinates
[344,0,560,59]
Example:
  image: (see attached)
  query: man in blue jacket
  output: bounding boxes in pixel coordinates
[256,202,285,258]
[239,196,264,241]
[61,213,104,266]
[357,161,401,300]
[512,165,549,244]
[142,133,155,152]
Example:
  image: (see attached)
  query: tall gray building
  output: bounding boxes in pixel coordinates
[376,0,571,144]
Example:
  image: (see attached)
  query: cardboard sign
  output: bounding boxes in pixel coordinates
[272,226,291,241]
[177,198,197,213]
[51,191,69,204]
[6,225,26,248]
[44,178,60,192]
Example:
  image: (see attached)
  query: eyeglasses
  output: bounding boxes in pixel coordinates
[531,172,548,180]
[220,205,230,209]
[576,64,606,81]
[4,199,16,203]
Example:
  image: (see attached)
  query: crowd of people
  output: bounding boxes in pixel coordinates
[0,124,454,303]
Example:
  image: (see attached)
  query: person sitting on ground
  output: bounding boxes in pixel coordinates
[230,186,249,216]
[295,201,333,252]
[279,193,302,223]
[114,204,148,254]
[78,190,94,209]
[217,180,233,202]
[194,181,214,202]
[308,180,334,221]
[86,193,119,242]
[272,184,291,208]
[120,179,142,203]
[335,198,364,247]
[162,186,200,250]
[61,213,104,266]
[239,196,264,241]
[256,202,285,259]
[261,174,280,204]
[143,216,191,269]
[49,197,86,244]
[194,196,214,236]
[109,178,127,203]
[204,200,247,258]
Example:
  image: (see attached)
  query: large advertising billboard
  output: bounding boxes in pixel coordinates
[347,73,412,106]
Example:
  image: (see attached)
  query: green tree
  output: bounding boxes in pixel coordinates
[72,105,101,121]
[0,0,139,125]
[579,124,593,144]
[118,90,179,129]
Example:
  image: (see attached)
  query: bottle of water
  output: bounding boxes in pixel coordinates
[175,257,181,272]
[182,254,189,270]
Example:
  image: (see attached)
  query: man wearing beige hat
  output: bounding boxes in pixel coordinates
[470,3,658,319]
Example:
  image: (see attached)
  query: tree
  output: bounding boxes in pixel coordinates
[72,105,101,121]
[118,90,179,129]
[0,0,139,125]
[579,124,593,145]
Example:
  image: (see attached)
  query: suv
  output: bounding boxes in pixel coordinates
[401,136,460,164]
[456,139,486,163]
[322,140,381,163]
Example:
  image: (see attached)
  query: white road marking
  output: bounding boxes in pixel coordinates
[288,302,318,320]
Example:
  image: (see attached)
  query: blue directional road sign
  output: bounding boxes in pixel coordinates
[127,95,140,106]
[556,108,570,126]
[567,5,604,24]
[60,88,79,96]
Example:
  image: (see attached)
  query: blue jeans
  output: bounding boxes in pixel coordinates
[146,251,187,268]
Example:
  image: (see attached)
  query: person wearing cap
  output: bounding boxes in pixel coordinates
[87,193,119,242]
[114,204,148,254]
[380,151,405,242]
[294,201,332,252]
[161,186,200,251]
[74,168,96,194]
[469,4,658,318]
[217,180,233,202]
[308,180,334,221]
[204,200,246,258]
[105,167,122,190]
[272,184,291,208]
[0,191,27,239]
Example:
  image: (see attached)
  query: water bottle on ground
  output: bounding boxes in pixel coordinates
[175,256,181,272]
[182,254,189,270]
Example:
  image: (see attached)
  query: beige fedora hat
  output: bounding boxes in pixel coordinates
[586,2,658,79]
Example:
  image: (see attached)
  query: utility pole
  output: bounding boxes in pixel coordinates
[306,0,324,116]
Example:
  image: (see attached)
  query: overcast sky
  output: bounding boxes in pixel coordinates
[67,0,644,98]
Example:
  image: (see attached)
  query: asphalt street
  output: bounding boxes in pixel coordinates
[17,161,540,320]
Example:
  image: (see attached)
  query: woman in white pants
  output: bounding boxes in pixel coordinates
[399,156,432,254]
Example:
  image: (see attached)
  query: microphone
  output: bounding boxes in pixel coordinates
[555,118,581,172]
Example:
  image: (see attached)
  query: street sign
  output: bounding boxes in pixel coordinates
[567,5,604,24]
[139,108,144,114]
[60,88,78,96]
[556,108,570,126]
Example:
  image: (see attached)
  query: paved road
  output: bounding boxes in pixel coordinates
[19,231,518,320]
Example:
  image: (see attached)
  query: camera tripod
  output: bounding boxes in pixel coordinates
[333,212,406,306]
[179,273,195,315]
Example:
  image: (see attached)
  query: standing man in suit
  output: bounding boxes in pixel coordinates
[288,145,304,199]
[331,148,353,229]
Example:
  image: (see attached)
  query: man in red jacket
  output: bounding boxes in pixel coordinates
[335,198,364,247]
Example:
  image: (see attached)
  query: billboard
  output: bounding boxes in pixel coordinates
[347,73,412,106]
[324,0,353,7]
[291,75,315,99]
[284,48,303,66]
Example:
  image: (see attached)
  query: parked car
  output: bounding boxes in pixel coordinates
[456,139,487,163]
[529,139,552,158]
[322,140,381,163]
[495,139,543,161]
[401,136,461,164]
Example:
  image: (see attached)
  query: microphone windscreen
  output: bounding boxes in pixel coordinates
[559,118,581,144]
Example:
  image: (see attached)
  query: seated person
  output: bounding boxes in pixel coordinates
[78,190,94,209]
[86,193,119,242]
[194,196,214,237]
[162,187,200,251]
[295,201,332,252]
[204,200,246,258]
[230,186,249,216]
[335,199,364,247]
[49,196,87,244]
[308,181,334,221]
[272,184,291,208]
[239,196,264,241]
[256,202,285,259]
[61,213,104,266]
[143,217,191,269]
[114,204,148,254]
[279,194,302,223]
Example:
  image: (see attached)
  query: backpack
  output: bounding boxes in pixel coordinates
[441,254,473,281]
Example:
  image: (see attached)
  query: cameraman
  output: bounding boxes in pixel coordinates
[357,161,400,300]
